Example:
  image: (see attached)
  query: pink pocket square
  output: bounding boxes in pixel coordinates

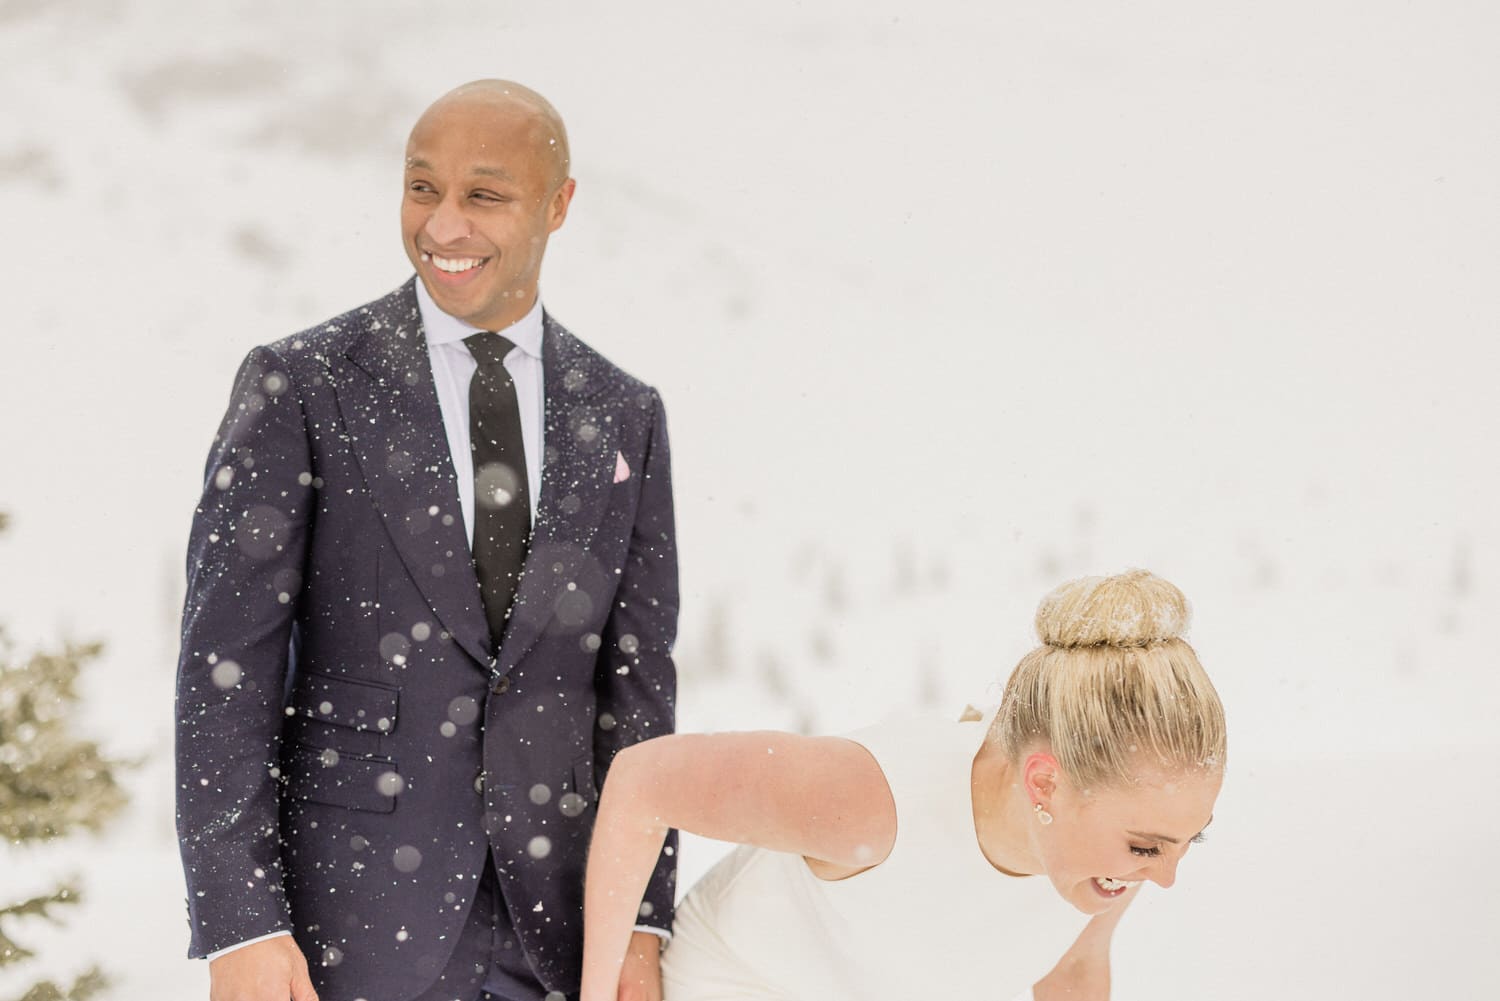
[613,450,631,484]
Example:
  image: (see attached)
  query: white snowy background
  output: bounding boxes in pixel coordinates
[2,1,1497,998]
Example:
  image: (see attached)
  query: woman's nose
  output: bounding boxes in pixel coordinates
[1148,854,1180,889]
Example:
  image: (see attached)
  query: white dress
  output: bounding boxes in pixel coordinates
[661,711,1087,1000]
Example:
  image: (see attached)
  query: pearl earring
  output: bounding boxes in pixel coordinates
[1033,802,1053,825]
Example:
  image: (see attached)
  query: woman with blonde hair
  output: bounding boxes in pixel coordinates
[581,570,1226,1001]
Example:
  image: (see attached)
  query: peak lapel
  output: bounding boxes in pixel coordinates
[495,314,618,677]
[331,279,494,671]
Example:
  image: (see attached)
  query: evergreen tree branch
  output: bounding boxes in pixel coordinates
[2,509,131,999]
[14,966,110,1001]
[0,884,81,971]
[0,637,129,843]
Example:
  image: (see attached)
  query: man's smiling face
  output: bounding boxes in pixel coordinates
[400,86,574,332]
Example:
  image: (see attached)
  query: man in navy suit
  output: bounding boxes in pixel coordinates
[175,80,678,1001]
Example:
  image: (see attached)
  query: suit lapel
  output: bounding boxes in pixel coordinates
[495,313,618,677]
[332,280,495,670]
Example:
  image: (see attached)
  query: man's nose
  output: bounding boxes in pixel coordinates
[424,196,470,246]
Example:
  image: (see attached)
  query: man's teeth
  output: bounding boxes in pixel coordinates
[424,253,484,274]
[1094,877,1138,892]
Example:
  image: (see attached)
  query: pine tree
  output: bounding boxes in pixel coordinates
[1,512,129,1001]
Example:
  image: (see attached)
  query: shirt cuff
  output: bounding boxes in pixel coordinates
[633,924,672,943]
[206,930,292,961]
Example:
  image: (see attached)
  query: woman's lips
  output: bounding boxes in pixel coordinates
[1091,876,1139,898]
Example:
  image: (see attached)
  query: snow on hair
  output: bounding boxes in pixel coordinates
[992,570,1226,787]
[1034,569,1190,648]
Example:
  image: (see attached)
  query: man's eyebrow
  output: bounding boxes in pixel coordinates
[405,159,516,182]
[1128,815,1214,845]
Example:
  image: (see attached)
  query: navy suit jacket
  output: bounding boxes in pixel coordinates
[175,279,678,1000]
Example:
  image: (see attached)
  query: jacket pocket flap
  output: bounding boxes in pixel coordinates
[290,672,399,733]
[285,744,399,814]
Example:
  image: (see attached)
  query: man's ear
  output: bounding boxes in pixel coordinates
[1022,752,1060,804]
[548,177,577,232]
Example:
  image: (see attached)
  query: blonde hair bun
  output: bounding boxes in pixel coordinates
[1035,569,1190,649]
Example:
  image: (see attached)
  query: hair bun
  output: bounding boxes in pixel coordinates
[1035,569,1190,648]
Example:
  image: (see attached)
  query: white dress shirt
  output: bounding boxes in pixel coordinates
[417,279,545,540]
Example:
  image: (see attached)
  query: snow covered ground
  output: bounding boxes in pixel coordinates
[2,1,1497,998]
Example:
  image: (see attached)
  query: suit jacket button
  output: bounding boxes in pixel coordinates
[474,773,485,795]
[492,676,510,695]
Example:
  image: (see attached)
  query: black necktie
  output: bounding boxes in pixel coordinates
[464,332,531,649]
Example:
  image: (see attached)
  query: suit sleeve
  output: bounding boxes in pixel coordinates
[175,345,314,957]
[593,388,679,933]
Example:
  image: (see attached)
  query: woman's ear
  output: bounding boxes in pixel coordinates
[1022,752,1060,804]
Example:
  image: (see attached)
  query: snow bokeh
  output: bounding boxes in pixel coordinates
[1,1,1496,998]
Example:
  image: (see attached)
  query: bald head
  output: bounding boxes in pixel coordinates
[400,80,578,332]
[409,79,571,191]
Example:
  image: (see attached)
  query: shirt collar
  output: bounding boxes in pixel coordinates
[415,277,545,358]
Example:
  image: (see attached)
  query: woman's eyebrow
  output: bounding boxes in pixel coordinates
[1128,814,1214,844]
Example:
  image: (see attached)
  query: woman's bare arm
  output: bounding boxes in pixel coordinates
[579,731,896,1001]
[1031,885,1140,1001]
